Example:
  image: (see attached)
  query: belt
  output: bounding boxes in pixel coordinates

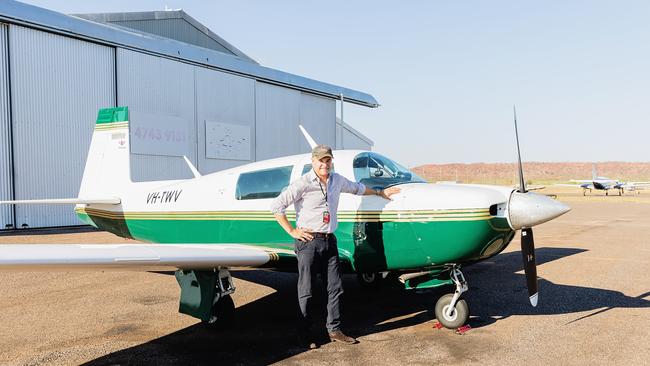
[309,232,334,239]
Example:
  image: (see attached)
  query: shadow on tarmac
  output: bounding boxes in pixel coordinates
[0,225,98,236]
[85,247,649,365]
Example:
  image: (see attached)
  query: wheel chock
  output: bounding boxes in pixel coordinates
[455,324,472,335]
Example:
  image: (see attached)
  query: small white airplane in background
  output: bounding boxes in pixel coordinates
[560,165,650,196]
[0,107,570,330]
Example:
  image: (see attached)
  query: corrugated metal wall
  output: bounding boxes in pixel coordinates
[117,48,196,182]
[9,25,115,228]
[254,82,301,161]
[299,93,336,152]
[111,19,234,56]
[195,66,255,173]
[255,82,336,161]
[0,24,12,229]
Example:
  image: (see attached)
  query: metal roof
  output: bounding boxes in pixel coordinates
[0,1,379,108]
[72,10,258,64]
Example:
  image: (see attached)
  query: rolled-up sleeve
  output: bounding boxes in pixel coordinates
[339,175,366,196]
[270,179,305,214]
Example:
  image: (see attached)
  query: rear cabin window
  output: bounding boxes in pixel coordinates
[235,166,293,200]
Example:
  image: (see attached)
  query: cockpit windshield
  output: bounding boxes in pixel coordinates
[352,152,426,189]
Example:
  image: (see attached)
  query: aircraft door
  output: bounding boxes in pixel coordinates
[351,190,422,272]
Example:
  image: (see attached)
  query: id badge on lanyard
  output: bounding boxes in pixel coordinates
[318,179,330,224]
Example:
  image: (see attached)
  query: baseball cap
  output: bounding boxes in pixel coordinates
[312,144,333,160]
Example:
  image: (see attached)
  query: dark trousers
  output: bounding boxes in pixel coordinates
[295,234,343,333]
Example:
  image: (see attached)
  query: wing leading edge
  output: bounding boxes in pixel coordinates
[0,244,275,271]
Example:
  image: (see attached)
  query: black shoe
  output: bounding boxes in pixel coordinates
[328,330,357,344]
[297,333,319,350]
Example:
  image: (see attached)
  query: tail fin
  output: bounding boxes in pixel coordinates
[78,107,132,198]
[592,164,597,181]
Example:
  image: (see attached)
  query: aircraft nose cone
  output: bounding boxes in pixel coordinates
[508,191,571,230]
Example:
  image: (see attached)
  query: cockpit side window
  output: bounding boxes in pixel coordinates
[235,165,293,200]
[352,152,426,189]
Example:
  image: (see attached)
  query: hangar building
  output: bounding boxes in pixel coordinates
[0,1,377,230]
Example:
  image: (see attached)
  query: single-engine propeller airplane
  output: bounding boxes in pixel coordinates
[0,106,570,329]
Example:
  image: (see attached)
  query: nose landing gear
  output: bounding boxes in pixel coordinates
[434,266,469,329]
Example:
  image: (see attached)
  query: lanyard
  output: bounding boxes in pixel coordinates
[317,176,329,209]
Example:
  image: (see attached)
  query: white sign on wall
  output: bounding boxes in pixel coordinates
[130,111,191,157]
[205,121,251,161]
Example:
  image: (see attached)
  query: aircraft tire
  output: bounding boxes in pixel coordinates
[435,293,469,329]
[202,294,235,329]
[356,272,384,289]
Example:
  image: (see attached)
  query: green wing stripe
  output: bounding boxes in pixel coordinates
[78,207,494,223]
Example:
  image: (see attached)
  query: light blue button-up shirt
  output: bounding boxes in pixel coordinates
[271,169,366,233]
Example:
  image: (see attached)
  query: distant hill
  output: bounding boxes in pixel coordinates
[411,162,650,185]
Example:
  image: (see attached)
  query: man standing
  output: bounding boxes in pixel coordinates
[271,145,400,349]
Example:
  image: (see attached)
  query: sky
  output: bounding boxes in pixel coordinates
[19,0,650,167]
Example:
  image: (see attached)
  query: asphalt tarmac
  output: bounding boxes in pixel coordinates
[0,192,648,365]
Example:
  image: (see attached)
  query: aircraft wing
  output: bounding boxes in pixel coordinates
[554,183,594,188]
[0,244,285,271]
[569,179,592,183]
[628,181,650,186]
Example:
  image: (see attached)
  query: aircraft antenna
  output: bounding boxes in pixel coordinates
[298,125,318,149]
[183,156,202,178]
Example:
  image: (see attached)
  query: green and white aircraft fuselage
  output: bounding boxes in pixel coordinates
[0,107,570,329]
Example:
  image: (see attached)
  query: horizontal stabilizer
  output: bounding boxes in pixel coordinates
[0,198,121,205]
[0,244,272,271]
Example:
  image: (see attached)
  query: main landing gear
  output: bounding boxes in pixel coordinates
[434,266,469,329]
[357,271,390,289]
[204,269,236,327]
[175,268,236,328]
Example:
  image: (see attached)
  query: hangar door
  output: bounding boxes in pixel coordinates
[9,26,116,228]
[255,82,336,161]
[117,48,196,182]
[0,24,12,229]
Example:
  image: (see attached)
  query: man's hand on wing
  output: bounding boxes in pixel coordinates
[381,186,401,200]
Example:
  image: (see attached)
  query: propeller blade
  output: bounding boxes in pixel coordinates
[521,227,538,306]
[513,106,526,193]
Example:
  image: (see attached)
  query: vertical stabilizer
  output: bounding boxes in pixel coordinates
[78,107,131,198]
[592,164,597,181]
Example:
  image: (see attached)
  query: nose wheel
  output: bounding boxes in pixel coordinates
[434,266,469,329]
